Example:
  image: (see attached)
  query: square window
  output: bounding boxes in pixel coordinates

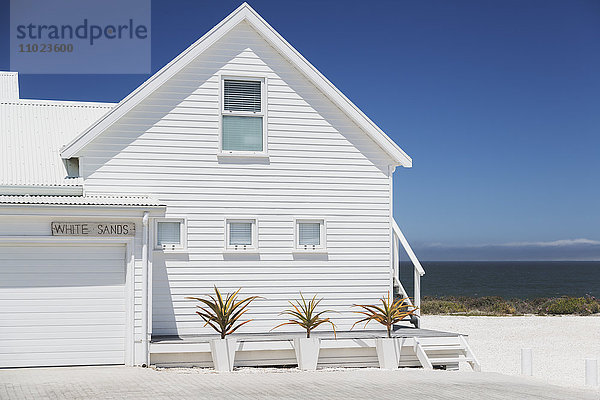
[158,222,180,245]
[225,219,258,251]
[299,223,320,246]
[295,219,326,251]
[155,218,186,251]
[229,222,252,245]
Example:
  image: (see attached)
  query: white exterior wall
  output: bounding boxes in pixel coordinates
[79,22,396,337]
[0,206,155,365]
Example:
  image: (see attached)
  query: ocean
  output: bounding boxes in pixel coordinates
[398,261,600,299]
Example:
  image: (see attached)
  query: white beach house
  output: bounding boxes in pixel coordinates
[0,4,469,370]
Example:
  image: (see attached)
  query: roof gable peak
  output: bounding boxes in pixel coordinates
[60,2,411,167]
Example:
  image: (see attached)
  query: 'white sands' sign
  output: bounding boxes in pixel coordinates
[51,222,136,236]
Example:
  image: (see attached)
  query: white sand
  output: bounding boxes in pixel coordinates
[422,315,600,388]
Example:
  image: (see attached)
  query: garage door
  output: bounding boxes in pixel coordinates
[0,243,127,367]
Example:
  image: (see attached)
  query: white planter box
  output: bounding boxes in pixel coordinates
[293,337,320,371]
[375,338,400,370]
[210,338,237,372]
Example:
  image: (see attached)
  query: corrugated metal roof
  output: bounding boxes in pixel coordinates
[0,72,19,100]
[0,99,115,187]
[0,195,164,207]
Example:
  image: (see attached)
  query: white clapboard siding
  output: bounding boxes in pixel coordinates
[81,21,394,336]
[0,244,126,367]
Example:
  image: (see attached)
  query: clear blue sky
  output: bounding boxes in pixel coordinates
[1,0,598,260]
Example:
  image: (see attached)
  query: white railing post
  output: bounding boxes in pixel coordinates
[414,267,421,318]
[392,220,424,328]
[521,348,533,376]
[585,358,598,387]
[392,231,399,286]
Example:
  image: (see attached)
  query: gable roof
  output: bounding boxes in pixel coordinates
[0,72,19,100]
[0,99,115,189]
[60,3,412,167]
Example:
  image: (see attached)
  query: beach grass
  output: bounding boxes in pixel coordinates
[421,295,600,316]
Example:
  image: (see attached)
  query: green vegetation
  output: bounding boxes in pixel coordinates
[186,286,261,339]
[421,295,599,316]
[352,294,418,338]
[271,292,337,338]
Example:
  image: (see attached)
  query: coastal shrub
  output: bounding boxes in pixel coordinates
[515,297,549,315]
[421,295,600,316]
[491,301,516,314]
[544,296,600,315]
[466,296,505,310]
[421,298,467,314]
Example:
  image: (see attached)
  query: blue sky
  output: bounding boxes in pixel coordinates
[1,0,598,260]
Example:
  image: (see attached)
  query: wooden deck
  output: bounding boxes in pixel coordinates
[151,323,464,344]
[149,324,476,370]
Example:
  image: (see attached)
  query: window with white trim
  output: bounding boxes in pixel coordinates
[155,218,187,251]
[225,219,258,251]
[295,219,326,251]
[221,78,266,154]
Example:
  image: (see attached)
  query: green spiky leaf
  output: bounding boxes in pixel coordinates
[185,287,261,339]
[271,292,337,338]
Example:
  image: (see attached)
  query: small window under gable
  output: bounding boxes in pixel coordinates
[65,158,79,178]
[220,77,266,155]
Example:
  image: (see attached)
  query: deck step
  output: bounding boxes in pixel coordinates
[412,335,481,372]
[428,357,476,364]
[421,345,465,352]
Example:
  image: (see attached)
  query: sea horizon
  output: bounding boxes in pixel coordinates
[399,260,600,299]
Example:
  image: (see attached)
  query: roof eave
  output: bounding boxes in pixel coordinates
[0,185,84,196]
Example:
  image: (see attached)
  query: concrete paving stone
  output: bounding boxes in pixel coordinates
[0,366,598,400]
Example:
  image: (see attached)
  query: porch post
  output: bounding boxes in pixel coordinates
[141,211,149,366]
[414,266,421,328]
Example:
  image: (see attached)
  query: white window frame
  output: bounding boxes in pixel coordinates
[154,217,187,251]
[224,218,258,252]
[294,218,327,252]
[218,74,268,158]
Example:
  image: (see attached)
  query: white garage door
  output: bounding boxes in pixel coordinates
[0,243,127,367]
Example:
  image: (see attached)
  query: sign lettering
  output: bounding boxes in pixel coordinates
[51,222,136,236]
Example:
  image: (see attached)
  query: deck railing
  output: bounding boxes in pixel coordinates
[392,219,425,327]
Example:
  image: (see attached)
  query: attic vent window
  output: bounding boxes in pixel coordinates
[221,78,266,154]
[65,158,79,178]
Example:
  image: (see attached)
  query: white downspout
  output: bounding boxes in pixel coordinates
[141,211,149,366]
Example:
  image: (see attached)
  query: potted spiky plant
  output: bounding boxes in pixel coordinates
[186,286,260,372]
[352,293,417,369]
[271,293,336,371]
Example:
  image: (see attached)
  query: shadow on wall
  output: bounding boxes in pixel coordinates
[151,251,188,337]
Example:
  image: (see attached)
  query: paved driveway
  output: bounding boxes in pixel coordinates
[0,366,598,400]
